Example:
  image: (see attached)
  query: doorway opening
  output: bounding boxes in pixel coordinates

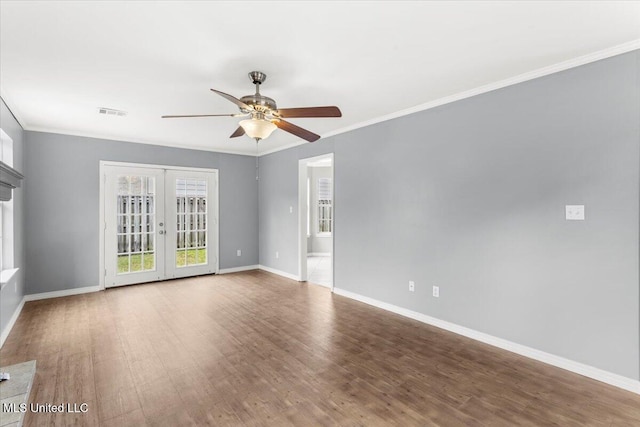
[298,154,334,289]
[99,161,219,289]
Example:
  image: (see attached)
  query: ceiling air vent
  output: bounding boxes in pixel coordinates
[98,107,127,117]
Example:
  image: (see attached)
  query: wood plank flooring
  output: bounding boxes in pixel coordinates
[1,270,639,426]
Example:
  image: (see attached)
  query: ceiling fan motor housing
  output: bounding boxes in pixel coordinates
[241,71,277,113]
[239,94,277,112]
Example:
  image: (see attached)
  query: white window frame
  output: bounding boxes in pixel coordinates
[306,177,311,237]
[0,129,18,291]
[316,177,332,237]
[0,202,3,273]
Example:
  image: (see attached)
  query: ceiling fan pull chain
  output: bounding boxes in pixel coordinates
[255,145,259,181]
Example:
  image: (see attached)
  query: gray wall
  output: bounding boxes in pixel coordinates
[259,141,335,273]
[25,131,258,294]
[0,98,26,339]
[218,154,259,269]
[258,51,640,380]
[308,166,332,254]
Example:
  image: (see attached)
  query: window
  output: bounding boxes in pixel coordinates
[1,129,12,272]
[0,197,14,275]
[0,128,17,289]
[0,200,13,273]
[0,204,3,272]
[306,177,311,237]
[317,177,332,235]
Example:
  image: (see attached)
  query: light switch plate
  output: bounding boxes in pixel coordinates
[565,205,585,220]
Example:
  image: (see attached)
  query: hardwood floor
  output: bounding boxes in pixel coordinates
[1,270,639,426]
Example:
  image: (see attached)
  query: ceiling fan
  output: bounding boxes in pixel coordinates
[162,71,342,143]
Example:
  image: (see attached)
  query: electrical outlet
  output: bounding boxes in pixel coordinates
[409,281,415,292]
[237,249,241,257]
[276,251,279,259]
[289,206,293,214]
[565,205,585,220]
[432,286,439,298]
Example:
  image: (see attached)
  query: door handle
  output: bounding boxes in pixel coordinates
[159,230,165,235]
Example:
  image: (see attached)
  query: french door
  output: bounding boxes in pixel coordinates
[102,164,218,288]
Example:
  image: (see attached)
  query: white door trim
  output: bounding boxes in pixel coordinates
[298,153,334,291]
[100,160,217,173]
[99,161,220,289]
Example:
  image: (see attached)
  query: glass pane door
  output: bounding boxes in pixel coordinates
[175,178,208,268]
[116,175,156,274]
[165,170,217,279]
[104,166,165,287]
[103,165,217,287]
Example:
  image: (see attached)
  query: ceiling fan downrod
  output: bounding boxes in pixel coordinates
[249,71,266,95]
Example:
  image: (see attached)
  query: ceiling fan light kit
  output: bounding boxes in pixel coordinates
[239,116,277,141]
[162,71,342,143]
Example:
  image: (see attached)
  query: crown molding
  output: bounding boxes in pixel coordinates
[24,127,256,157]
[259,39,640,157]
[5,40,639,158]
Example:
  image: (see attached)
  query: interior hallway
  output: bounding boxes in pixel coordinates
[307,254,331,287]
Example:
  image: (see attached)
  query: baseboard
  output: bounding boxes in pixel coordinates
[24,285,102,302]
[308,252,331,257]
[0,296,26,348]
[219,265,259,274]
[333,287,640,395]
[258,265,300,281]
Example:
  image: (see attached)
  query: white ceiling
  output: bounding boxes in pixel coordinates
[1,1,639,156]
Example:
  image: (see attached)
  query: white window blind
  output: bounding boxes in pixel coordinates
[318,178,332,201]
[306,178,310,236]
[317,178,332,235]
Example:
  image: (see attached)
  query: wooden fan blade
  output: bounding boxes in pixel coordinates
[229,126,245,138]
[276,106,342,118]
[210,89,252,110]
[274,119,320,142]
[161,114,236,118]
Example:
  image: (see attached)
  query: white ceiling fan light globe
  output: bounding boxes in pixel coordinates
[239,118,277,140]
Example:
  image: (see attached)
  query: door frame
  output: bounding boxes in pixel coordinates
[298,153,334,291]
[99,160,220,290]
[103,165,167,287]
